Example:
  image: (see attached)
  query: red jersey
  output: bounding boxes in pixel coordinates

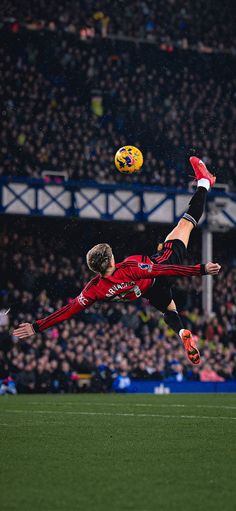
[33,255,206,333]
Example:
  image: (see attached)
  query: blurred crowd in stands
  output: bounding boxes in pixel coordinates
[0,223,236,393]
[2,0,235,51]
[0,31,235,188]
[0,2,236,393]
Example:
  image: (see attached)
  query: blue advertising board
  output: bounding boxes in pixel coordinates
[114,380,236,394]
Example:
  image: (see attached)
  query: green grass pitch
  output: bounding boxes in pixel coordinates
[0,393,236,511]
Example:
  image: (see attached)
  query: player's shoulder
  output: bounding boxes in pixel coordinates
[116,255,151,268]
[83,274,101,293]
[124,255,151,263]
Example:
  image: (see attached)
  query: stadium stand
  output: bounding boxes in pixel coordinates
[2,0,235,50]
[1,2,236,394]
[0,30,235,187]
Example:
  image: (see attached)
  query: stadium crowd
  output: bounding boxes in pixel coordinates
[0,224,236,393]
[2,0,235,51]
[1,2,236,394]
[0,32,235,188]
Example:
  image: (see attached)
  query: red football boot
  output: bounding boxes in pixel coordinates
[180,329,201,365]
[189,156,216,187]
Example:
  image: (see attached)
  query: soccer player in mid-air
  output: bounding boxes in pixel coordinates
[13,157,220,364]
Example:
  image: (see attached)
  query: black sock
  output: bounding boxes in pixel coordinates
[164,310,184,336]
[183,186,207,227]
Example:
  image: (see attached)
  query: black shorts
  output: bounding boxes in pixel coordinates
[144,239,188,312]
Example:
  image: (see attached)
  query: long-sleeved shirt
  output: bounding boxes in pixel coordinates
[33,254,206,333]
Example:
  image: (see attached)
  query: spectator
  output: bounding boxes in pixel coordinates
[200,363,225,382]
[113,360,131,392]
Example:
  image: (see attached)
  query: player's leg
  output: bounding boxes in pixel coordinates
[148,155,216,363]
[165,186,207,248]
[165,157,216,248]
[144,282,201,364]
[163,300,200,364]
[165,218,193,249]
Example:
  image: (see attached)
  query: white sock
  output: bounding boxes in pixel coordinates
[197,178,210,191]
[179,329,184,338]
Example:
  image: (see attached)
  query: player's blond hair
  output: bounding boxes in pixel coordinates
[86,243,113,275]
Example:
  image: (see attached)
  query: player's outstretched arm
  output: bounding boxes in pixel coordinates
[12,291,95,339]
[126,261,221,280]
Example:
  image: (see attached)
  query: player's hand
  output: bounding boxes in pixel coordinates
[205,262,221,275]
[12,323,35,339]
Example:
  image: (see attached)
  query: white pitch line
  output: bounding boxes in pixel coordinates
[1,409,236,421]
[0,421,53,427]
[25,401,236,411]
[68,401,236,411]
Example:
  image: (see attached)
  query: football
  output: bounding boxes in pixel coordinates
[114,145,143,174]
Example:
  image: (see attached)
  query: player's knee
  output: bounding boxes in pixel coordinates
[167,299,177,311]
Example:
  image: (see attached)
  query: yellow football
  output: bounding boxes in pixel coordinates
[114,146,143,174]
